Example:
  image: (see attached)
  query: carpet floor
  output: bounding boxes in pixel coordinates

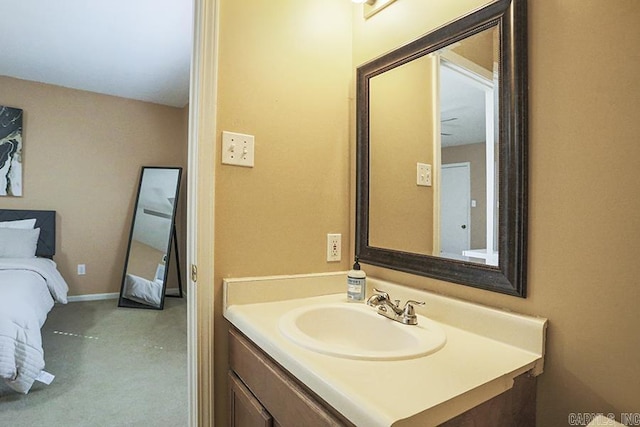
[0,297,188,427]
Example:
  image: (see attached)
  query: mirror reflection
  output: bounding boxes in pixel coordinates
[368,26,499,266]
[119,167,182,310]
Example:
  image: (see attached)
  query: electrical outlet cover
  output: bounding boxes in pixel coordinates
[327,233,341,262]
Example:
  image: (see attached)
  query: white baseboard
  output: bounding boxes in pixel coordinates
[67,288,185,302]
[67,292,119,302]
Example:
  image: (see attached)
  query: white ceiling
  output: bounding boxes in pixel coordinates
[0,0,193,107]
[440,64,488,147]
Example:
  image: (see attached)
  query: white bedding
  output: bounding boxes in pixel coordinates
[0,258,69,393]
[123,273,163,307]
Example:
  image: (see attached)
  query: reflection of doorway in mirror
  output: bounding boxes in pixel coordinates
[441,163,470,259]
[438,49,498,266]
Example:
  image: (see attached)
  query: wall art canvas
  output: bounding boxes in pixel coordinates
[0,106,23,196]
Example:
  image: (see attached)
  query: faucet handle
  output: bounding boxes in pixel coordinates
[372,289,402,309]
[401,300,425,325]
[372,288,390,300]
[405,299,425,307]
[402,300,425,314]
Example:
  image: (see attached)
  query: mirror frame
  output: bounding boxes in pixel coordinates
[355,0,527,297]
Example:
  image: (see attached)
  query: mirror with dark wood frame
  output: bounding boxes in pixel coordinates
[119,166,182,309]
[356,0,527,296]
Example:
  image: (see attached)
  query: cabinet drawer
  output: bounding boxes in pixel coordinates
[229,328,353,427]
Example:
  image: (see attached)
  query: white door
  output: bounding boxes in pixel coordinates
[440,162,470,258]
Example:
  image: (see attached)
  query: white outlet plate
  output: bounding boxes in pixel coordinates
[77,264,86,275]
[327,233,341,262]
[417,162,432,187]
[222,131,255,167]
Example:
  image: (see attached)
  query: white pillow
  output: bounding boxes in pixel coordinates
[124,273,162,307]
[0,218,37,229]
[0,228,41,258]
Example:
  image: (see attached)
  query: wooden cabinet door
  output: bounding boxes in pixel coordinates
[229,329,352,427]
[229,371,273,427]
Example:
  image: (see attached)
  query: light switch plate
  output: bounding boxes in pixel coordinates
[222,131,255,167]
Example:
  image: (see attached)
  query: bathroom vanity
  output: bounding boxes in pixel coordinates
[224,273,547,426]
[229,328,354,426]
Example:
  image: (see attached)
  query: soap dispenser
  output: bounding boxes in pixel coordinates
[347,257,366,302]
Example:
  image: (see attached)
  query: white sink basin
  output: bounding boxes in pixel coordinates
[278,302,446,360]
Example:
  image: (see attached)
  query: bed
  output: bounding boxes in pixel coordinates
[0,209,69,394]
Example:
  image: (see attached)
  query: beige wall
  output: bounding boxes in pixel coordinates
[209,0,640,425]
[450,26,496,73]
[213,0,352,423]
[126,240,164,280]
[369,55,435,254]
[0,76,188,296]
[352,0,492,66]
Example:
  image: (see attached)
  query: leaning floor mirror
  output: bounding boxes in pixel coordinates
[118,166,182,310]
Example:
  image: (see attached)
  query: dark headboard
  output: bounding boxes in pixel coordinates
[0,209,56,258]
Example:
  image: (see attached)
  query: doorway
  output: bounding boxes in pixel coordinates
[440,162,471,259]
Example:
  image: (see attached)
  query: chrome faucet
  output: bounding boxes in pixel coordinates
[366,288,425,325]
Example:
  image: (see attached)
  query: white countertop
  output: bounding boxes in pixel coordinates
[223,272,547,426]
